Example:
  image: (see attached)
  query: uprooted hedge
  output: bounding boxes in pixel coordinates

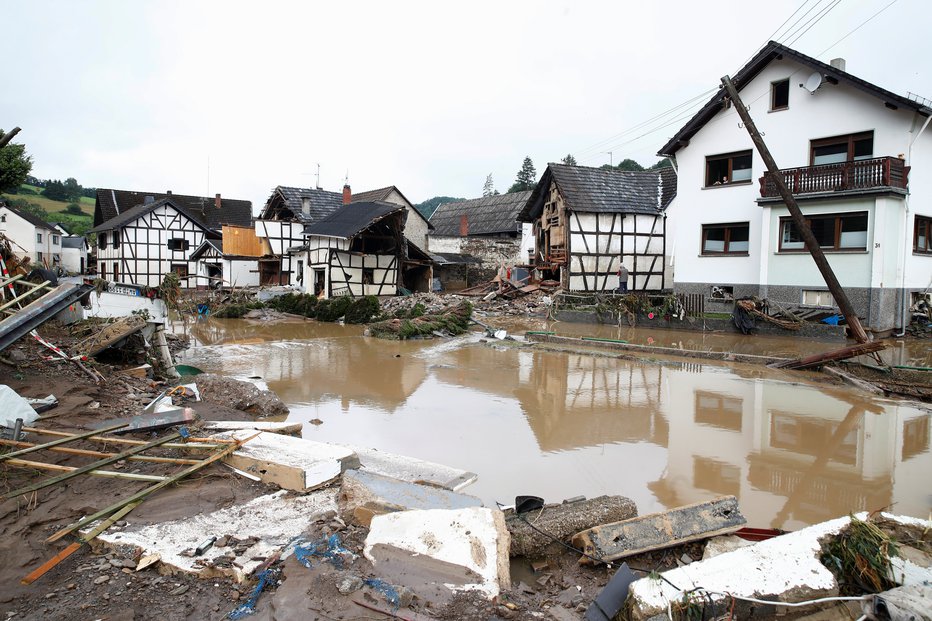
[368,300,473,340]
[263,293,382,324]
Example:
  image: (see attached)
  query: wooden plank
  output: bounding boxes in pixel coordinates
[45,432,259,543]
[2,432,182,499]
[770,340,886,370]
[571,496,746,564]
[0,423,128,462]
[22,427,227,450]
[0,439,200,465]
[5,458,167,482]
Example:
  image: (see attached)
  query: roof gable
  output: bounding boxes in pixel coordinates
[352,186,433,230]
[95,189,252,230]
[659,41,932,157]
[517,164,676,222]
[89,197,210,234]
[304,202,406,239]
[259,186,343,225]
[428,191,532,237]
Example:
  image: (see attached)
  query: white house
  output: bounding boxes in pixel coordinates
[0,201,61,268]
[60,235,88,274]
[92,190,253,288]
[659,41,932,334]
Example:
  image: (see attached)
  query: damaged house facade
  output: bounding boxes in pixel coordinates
[91,190,253,287]
[428,191,532,288]
[517,164,677,292]
[298,202,407,298]
[190,224,275,288]
[660,41,932,333]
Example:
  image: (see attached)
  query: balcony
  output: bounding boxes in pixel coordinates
[759,156,910,201]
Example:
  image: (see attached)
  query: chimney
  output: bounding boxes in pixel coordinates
[459,214,469,236]
[830,57,846,72]
[166,190,172,195]
[302,197,311,216]
[343,184,352,205]
[215,193,221,209]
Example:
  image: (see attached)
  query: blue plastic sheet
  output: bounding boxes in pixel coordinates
[292,534,353,569]
[227,568,278,620]
[364,578,400,610]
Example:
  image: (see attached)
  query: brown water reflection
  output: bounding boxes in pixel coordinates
[182,317,932,529]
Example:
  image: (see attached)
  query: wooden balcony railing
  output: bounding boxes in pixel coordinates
[759,156,910,198]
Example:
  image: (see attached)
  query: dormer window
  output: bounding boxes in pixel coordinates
[771,79,790,111]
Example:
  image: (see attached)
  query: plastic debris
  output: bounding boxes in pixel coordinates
[364,577,400,610]
[227,567,279,620]
[292,534,356,569]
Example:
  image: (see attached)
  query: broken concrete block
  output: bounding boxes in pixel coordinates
[341,469,482,525]
[201,420,303,435]
[96,489,338,582]
[701,534,754,560]
[330,443,478,491]
[866,583,932,621]
[505,495,637,558]
[572,495,745,564]
[365,507,511,602]
[221,431,359,491]
[625,512,932,620]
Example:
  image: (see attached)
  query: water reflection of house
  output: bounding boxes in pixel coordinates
[432,345,668,452]
[653,369,931,529]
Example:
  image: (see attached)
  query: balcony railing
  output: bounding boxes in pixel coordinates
[759,156,910,199]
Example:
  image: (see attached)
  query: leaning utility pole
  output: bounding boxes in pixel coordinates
[0,127,21,150]
[721,75,869,343]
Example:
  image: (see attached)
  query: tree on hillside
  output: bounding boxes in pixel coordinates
[42,177,83,202]
[508,156,537,193]
[616,158,645,172]
[0,129,33,194]
[414,196,466,220]
[650,158,674,170]
[561,154,577,166]
[482,174,497,197]
[6,198,49,221]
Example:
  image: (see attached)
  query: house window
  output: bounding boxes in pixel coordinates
[98,233,108,250]
[112,233,120,249]
[37,251,43,263]
[779,212,868,251]
[362,268,375,285]
[701,223,750,255]
[802,290,836,307]
[113,262,120,282]
[811,132,873,165]
[705,150,752,186]
[167,238,190,251]
[52,235,60,245]
[171,263,189,278]
[1,215,5,222]
[914,216,932,254]
[36,233,43,243]
[771,79,790,111]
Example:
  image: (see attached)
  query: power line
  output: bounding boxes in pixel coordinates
[777,0,834,45]
[817,0,898,56]
[785,0,843,46]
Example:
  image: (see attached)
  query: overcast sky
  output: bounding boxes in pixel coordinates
[3,0,929,209]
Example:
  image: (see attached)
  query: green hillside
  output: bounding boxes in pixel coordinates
[2,184,94,236]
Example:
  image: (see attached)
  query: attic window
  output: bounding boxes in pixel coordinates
[771,79,789,111]
[98,233,107,249]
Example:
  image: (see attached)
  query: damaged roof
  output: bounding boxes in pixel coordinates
[260,186,343,225]
[352,186,434,230]
[659,40,932,157]
[429,191,532,237]
[89,197,212,234]
[517,164,677,222]
[304,201,406,239]
[94,189,252,230]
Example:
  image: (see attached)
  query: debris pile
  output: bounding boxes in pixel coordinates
[368,299,473,339]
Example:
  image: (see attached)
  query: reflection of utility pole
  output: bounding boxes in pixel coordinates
[603,151,613,167]
[722,75,869,343]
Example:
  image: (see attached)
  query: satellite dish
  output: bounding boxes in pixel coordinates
[803,72,823,94]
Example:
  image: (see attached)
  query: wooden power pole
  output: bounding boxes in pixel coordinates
[0,127,21,150]
[721,75,869,343]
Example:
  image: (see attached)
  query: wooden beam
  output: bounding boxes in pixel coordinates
[46,432,259,543]
[4,458,167,482]
[0,439,200,465]
[0,127,21,149]
[22,427,229,450]
[769,340,886,370]
[2,432,182,498]
[721,75,869,343]
[0,423,128,462]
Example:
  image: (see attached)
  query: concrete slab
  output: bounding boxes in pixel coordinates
[364,507,511,602]
[95,489,337,583]
[201,420,303,435]
[219,431,359,491]
[572,495,745,564]
[341,469,482,524]
[330,443,477,491]
[626,512,932,621]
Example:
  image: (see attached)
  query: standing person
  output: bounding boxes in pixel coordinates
[617,262,629,293]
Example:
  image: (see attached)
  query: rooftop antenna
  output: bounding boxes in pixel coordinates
[315,163,321,189]
[344,170,350,186]
[603,151,613,167]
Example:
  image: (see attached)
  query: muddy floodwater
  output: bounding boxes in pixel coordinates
[180,317,932,531]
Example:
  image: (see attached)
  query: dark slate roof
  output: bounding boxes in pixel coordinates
[95,189,252,230]
[352,186,434,230]
[61,236,87,249]
[428,191,532,237]
[304,202,406,239]
[429,252,480,265]
[189,238,223,260]
[261,186,343,225]
[89,197,210,234]
[659,40,932,157]
[517,165,677,222]
[1,201,56,230]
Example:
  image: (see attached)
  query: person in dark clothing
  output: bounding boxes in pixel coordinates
[616,263,629,293]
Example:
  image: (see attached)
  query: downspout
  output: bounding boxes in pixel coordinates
[894,110,932,336]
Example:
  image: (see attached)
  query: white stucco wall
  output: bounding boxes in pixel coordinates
[226,259,260,287]
[60,239,87,274]
[0,206,58,265]
[667,56,931,297]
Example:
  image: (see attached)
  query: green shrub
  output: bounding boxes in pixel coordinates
[65,203,83,215]
[344,296,382,324]
[315,296,352,322]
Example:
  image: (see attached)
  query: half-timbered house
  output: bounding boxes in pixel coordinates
[517,164,677,292]
[190,224,278,289]
[91,189,253,287]
[350,185,434,251]
[298,202,406,298]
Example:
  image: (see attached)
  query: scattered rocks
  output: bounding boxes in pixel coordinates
[93,576,110,585]
[336,575,363,595]
[169,584,190,596]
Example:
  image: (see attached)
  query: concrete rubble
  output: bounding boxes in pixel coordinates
[364,507,512,602]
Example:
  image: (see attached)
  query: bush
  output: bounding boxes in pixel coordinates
[65,203,83,215]
[344,296,382,324]
[315,296,352,322]
[266,292,318,317]
[214,301,264,318]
